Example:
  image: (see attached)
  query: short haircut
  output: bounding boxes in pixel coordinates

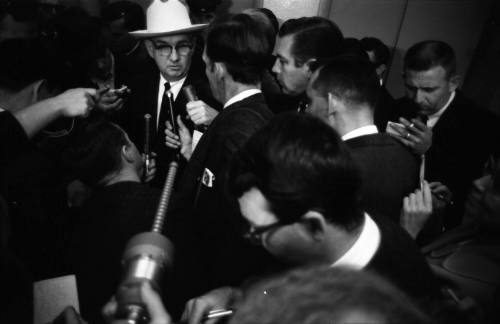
[205,13,270,85]
[312,55,380,109]
[404,40,456,79]
[243,8,278,54]
[62,120,128,187]
[278,16,343,68]
[360,37,391,67]
[230,266,434,324]
[229,113,363,232]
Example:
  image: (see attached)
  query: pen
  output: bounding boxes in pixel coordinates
[203,309,234,320]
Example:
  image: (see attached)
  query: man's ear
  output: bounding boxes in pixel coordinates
[328,92,341,116]
[300,210,328,241]
[304,58,317,74]
[121,144,134,163]
[448,74,461,92]
[214,62,226,80]
[145,40,154,59]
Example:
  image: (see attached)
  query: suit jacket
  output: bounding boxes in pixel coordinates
[163,93,275,318]
[393,91,500,227]
[367,215,442,302]
[115,60,220,185]
[66,181,160,324]
[345,133,420,222]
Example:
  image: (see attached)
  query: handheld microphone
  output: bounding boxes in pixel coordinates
[143,114,151,179]
[183,84,198,102]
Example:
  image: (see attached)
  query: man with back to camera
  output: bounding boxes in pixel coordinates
[180,113,443,324]
[161,12,276,319]
[271,16,344,113]
[305,55,420,223]
[116,0,220,186]
[388,40,500,230]
[62,118,159,324]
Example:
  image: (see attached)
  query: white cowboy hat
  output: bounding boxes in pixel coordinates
[130,0,207,38]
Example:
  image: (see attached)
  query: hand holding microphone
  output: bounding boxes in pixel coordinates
[183,85,218,127]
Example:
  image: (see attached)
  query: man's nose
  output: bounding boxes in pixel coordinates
[169,48,180,62]
[272,59,280,74]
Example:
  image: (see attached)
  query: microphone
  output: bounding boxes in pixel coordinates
[113,156,180,323]
[143,114,151,179]
[183,84,198,102]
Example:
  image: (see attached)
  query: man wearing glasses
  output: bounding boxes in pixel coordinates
[181,113,444,324]
[117,0,219,185]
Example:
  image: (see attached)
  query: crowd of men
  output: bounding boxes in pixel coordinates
[1,0,499,323]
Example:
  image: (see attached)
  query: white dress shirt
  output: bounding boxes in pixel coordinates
[331,213,381,270]
[341,125,378,141]
[156,74,186,128]
[223,89,261,109]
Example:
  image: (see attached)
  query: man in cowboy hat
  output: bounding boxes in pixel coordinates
[116,0,220,186]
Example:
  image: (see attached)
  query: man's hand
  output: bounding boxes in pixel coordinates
[429,181,454,212]
[181,286,240,324]
[54,88,98,117]
[165,115,193,161]
[400,181,433,239]
[142,153,157,183]
[388,117,432,155]
[95,88,126,112]
[102,282,172,324]
[186,100,218,126]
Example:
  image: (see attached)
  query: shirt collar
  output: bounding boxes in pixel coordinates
[427,91,455,128]
[342,125,378,141]
[331,213,381,270]
[224,89,261,109]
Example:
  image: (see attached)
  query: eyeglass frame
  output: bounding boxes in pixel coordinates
[150,41,194,57]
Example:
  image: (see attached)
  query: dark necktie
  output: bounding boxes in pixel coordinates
[157,81,172,137]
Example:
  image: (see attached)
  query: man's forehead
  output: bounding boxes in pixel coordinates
[274,34,295,57]
[404,66,448,84]
[151,34,194,44]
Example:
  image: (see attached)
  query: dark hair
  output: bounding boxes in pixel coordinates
[205,13,270,85]
[101,0,145,31]
[229,113,363,232]
[278,16,343,68]
[404,40,456,79]
[253,7,279,35]
[243,8,278,54]
[312,55,380,109]
[360,37,391,67]
[230,266,434,324]
[62,120,128,187]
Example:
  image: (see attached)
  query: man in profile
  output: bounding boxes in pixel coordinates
[271,16,344,113]
[181,113,442,324]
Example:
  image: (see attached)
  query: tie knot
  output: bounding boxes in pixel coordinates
[164,82,171,92]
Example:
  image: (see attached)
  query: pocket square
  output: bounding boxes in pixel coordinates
[202,168,215,187]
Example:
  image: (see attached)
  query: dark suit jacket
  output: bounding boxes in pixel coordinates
[66,181,160,324]
[163,93,275,318]
[367,215,442,302]
[393,91,500,227]
[115,60,220,185]
[345,133,420,222]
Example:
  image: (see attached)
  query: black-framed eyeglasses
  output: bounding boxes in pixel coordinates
[151,42,193,57]
[243,222,285,246]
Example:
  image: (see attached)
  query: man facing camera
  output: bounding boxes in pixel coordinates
[117,0,220,186]
[390,40,500,229]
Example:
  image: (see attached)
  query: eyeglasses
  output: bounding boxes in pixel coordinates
[243,222,285,246]
[151,42,193,57]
